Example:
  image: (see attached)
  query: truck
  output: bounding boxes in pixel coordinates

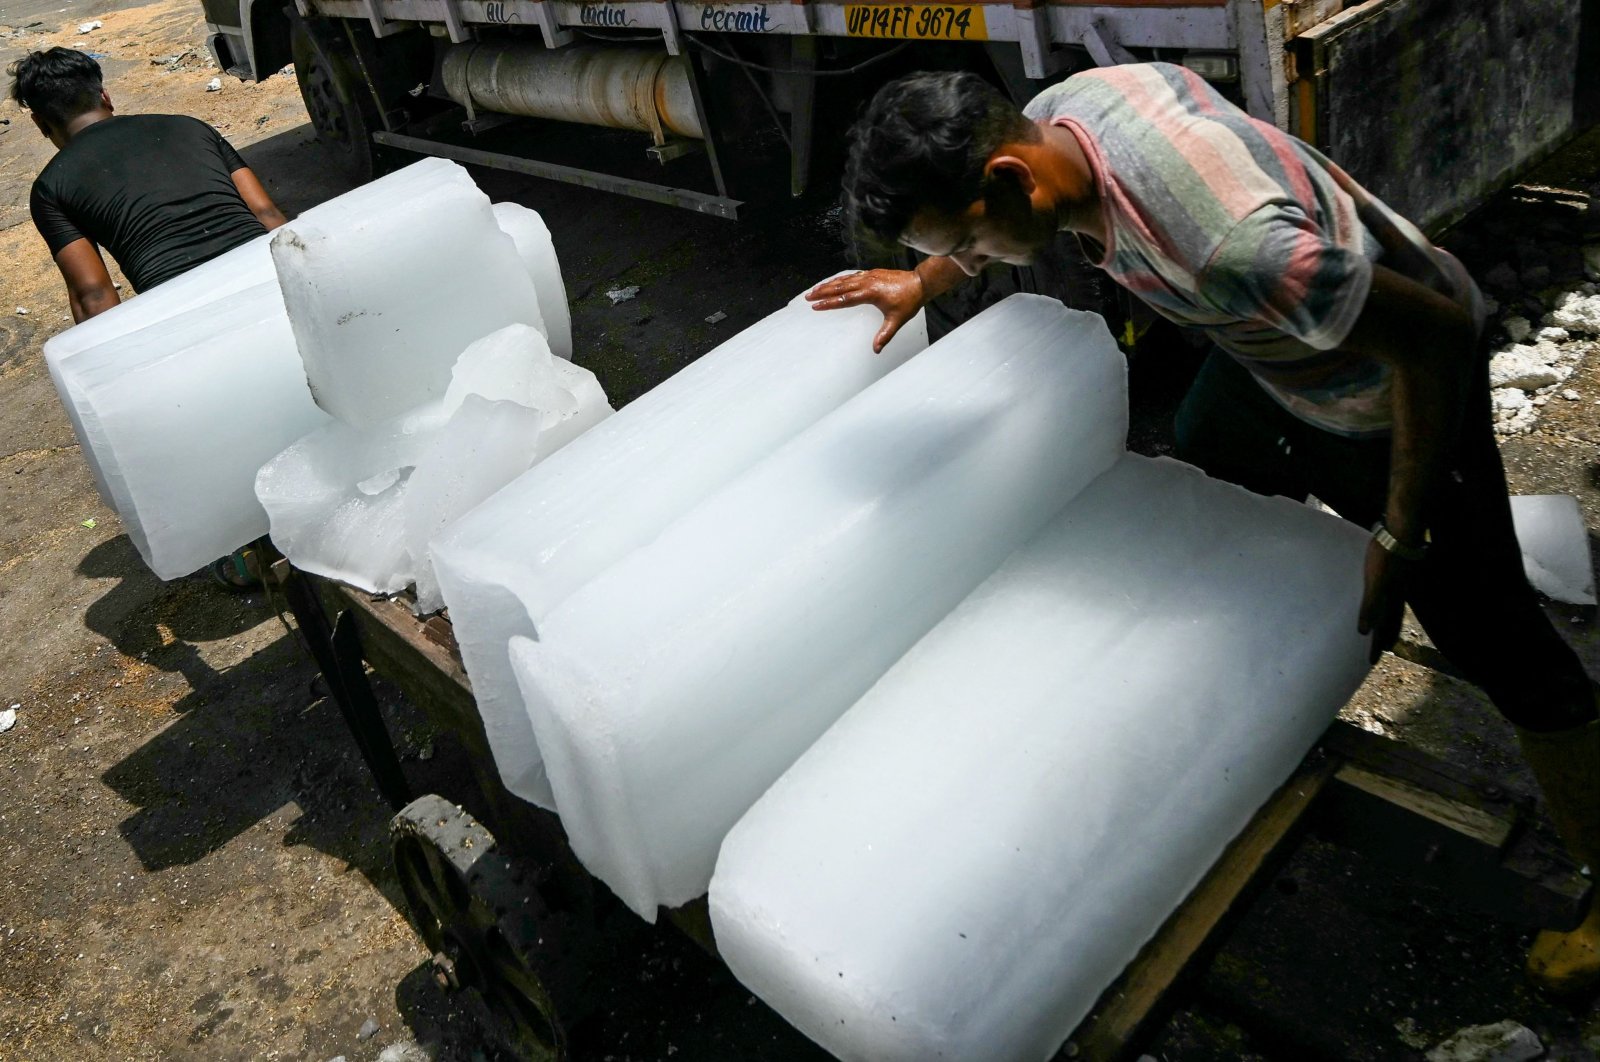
[202,0,1596,231]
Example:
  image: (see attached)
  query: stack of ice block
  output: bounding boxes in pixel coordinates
[271,158,546,428]
[42,157,573,581]
[255,325,609,604]
[506,296,1125,918]
[430,284,931,809]
[709,455,1373,1062]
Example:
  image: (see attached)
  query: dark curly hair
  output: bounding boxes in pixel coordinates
[842,71,1037,248]
[8,47,104,129]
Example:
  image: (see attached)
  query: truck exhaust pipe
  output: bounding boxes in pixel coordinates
[442,43,703,144]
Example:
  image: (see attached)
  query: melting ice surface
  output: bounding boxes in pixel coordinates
[256,325,609,603]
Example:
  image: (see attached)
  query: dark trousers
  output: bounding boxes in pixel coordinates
[1174,350,1595,733]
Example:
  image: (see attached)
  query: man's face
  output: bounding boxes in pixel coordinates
[900,188,1055,276]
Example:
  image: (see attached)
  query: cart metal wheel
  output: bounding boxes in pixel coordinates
[392,795,595,1060]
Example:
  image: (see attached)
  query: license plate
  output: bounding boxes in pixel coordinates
[843,4,988,40]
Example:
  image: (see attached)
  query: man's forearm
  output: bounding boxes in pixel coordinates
[255,206,289,231]
[1383,358,1462,547]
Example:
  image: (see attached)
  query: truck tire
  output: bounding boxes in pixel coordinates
[290,19,382,184]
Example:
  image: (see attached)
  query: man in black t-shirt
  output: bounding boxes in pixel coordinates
[10,47,288,322]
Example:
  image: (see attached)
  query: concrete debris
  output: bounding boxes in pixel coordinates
[206,77,223,92]
[1546,291,1600,335]
[1492,387,1538,435]
[358,1017,380,1040]
[1424,1020,1543,1062]
[1504,316,1533,342]
[0,708,15,733]
[606,285,640,305]
[1489,345,1564,391]
[1564,388,1581,400]
[376,1041,438,1062]
[1537,325,1569,342]
[76,19,102,32]
[14,307,27,316]
[705,310,728,324]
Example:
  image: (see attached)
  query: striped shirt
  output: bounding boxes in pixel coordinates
[1024,63,1482,438]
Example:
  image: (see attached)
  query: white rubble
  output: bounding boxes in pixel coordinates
[511,296,1126,919]
[1503,316,1532,343]
[257,325,608,599]
[1512,494,1597,605]
[272,158,544,428]
[492,203,572,360]
[430,282,929,808]
[1425,1021,1543,1062]
[1489,344,1563,391]
[710,454,1372,1062]
[1547,290,1600,335]
[52,283,330,578]
[1492,387,1538,435]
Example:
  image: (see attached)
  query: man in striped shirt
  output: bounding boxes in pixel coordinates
[810,64,1599,998]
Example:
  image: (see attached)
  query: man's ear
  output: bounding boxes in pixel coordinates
[30,112,51,139]
[101,90,114,113]
[983,154,1038,197]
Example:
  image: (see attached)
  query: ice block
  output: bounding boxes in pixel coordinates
[431,283,930,808]
[42,233,275,506]
[271,157,544,428]
[52,281,330,578]
[1511,494,1596,605]
[255,401,448,592]
[492,202,572,360]
[509,295,1126,918]
[710,454,1373,1062]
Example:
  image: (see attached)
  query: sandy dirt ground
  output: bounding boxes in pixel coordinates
[4,2,1600,1059]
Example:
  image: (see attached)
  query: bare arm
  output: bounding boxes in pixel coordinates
[806,256,970,353]
[231,167,289,231]
[55,239,121,323]
[1337,263,1478,656]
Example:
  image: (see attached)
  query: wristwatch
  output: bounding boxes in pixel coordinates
[1371,522,1428,561]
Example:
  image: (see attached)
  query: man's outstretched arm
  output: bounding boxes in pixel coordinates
[806,256,970,353]
[55,238,120,322]
[231,166,289,231]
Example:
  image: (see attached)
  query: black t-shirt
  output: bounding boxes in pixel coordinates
[29,114,267,293]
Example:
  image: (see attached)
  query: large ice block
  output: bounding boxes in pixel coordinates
[509,296,1126,918]
[492,203,572,360]
[431,284,930,808]
[53,282,330,578]
[272,157,544,428]
[42,233,275,506]
[710,455,1373,1062]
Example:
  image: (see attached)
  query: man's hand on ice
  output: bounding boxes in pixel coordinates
[806,269,925,354]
